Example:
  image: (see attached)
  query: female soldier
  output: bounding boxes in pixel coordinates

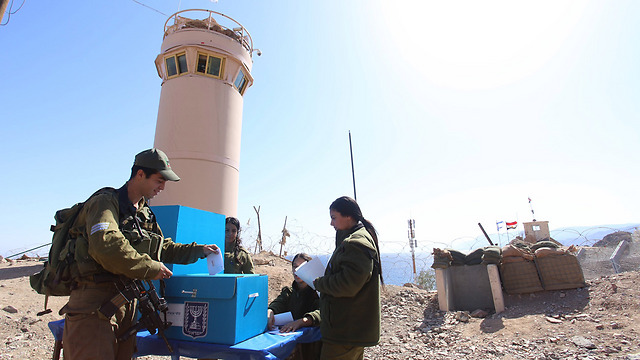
[223,217,255,274]
[313,196,383,360]
[267,253,321,360]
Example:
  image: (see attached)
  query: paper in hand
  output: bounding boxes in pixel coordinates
[294,257,325,290]
[207,251,224,275]
[273,311,294,326]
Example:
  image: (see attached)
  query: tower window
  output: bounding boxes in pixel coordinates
[166,57,177,77]
[165,53,188,78]
[196,53,224,78]
[234,69,248,94]
[177,53,187,73]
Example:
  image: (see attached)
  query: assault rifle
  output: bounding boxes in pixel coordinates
[99,278,173,352]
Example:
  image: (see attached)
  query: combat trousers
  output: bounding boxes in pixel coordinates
[287,340,322,360]
[62,284,137,360]
[319,342,364,360]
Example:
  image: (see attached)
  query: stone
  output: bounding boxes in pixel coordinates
[2,306,18,314]
[455,311,470,322]
[571,336,596,349]
[545,316,562,324]
[471,309,488,318]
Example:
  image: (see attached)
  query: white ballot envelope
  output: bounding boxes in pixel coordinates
[294,257,325,290]
[206,251,224,275]
[273,311,294,326]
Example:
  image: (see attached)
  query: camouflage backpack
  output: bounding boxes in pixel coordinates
[30,187,115,314]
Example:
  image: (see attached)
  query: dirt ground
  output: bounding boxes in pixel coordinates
[1,252,639,360]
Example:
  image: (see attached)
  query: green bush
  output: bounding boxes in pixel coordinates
[415,268,436,290]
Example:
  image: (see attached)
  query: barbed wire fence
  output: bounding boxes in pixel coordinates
[5,217,639,288]
[236,217,640,288]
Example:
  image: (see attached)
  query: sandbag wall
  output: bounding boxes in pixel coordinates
[432,242,586,296]
[501,241,585,294]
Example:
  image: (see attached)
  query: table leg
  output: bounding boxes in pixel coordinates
[52,340,63,360]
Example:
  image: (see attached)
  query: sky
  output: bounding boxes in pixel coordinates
[1,0,639,259]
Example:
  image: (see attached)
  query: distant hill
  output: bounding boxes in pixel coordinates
[549,223,640,246]
[423,223,640,253]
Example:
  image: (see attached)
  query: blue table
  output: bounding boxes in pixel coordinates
[48,319,321,360]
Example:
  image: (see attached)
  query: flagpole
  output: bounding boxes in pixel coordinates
[528,197,536,221]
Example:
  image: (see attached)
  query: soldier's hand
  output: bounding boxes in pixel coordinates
[153,263,173,280]
[203,244,220,255]
[280,318,307,333]
[267,309,275,330]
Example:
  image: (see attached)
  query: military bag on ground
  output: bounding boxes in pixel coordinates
[30,188,116,305]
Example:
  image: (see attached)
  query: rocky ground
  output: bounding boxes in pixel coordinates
[1,252,639,360]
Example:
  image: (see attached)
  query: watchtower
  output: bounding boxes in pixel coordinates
[523,220,551,243]
[151,9,255,217]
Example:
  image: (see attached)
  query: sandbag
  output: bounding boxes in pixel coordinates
[502,245,534,260]
[502,256,528,264]
[534,247,569,258]
[500,257,543,294]
[431,248,452,269]
[535,253,585,291]
[465,248,484,265]
[481,246,502,265]
[449,249,467,266]
[531,240,559,251]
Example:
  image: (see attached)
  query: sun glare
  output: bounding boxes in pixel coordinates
[378,0,589,90]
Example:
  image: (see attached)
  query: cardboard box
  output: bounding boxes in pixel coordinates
[151,205,225,275]
[163,273,268,345]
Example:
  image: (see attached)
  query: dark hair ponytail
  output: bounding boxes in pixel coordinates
[330,196,384,284]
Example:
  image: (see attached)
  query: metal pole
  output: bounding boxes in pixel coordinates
[349,131,357,201]
[6,243,50,259]
[478,223,494,246]
[408,219,417,279]
[528,197,536,221]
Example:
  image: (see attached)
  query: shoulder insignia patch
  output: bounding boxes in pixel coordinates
[90,222,110,235]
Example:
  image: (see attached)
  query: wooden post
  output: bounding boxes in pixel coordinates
[279,216,288,257]
[487,264,505,313]
[435,268,450,311]
[253,206,262,253]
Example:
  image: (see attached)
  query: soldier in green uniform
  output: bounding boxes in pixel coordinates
[267,253,321,360]
[313,196,383,360]
[223,216,255,274]
[60,148,220,360]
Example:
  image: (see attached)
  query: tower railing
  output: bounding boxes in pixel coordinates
[164,9,254,56]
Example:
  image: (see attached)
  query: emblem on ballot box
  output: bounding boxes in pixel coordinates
[183,301,208,338]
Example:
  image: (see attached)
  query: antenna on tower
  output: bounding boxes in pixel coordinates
[528,197,536,221]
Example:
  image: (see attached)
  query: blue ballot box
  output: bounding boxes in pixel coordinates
[151,205,225,275]
[163,273,269,345]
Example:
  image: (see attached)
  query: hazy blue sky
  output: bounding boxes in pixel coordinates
[1,0,639,258]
